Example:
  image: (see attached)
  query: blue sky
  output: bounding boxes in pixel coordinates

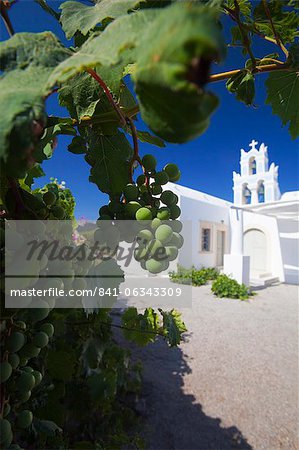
[1,1,298,219]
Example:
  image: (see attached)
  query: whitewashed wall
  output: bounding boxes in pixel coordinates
[276,217,299,284]
[172,190,230,269]
[243,212,285,281]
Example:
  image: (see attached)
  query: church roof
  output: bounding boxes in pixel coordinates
[168,182,232,207]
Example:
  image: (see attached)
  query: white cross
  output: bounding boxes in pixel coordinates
[249,139,258,151]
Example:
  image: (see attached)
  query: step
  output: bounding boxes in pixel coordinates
[250,276,279,287]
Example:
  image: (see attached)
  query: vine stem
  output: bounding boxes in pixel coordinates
[209,62,289,83]
[262,0,288,57]
[0,2,14,36]
[127,117,143,183]
[86,68,127,127]
[233,0,256,69]
[87,69,144,182]
[66,319,164,337]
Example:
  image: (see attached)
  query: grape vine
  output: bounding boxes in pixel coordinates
[0,0,298,448]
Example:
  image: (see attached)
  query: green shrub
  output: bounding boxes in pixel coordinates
[169,265,219,287]
[211,274,251,300]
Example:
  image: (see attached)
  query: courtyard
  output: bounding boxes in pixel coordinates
[118,283,298,450]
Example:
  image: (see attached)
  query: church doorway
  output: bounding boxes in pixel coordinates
[244,229,268,275]
[216,230,225,267]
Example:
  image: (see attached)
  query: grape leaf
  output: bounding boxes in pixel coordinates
[81,337,104,369]
[121,307,159,346]
[33,122,77,163]
[225,0,251,18]
[48,9,159,87]
[0,31,70,73]
[253,0,299,44]
[135,130,165,147]
[0,32,70,174]
[85,131,133,195]
[68,135,87,154]
[158,309,186,347]
[133,2,224,142]
[21,164,45,189]
[87,370,117,403]
[266,71,299,139]
[287,43,299,70]
[60,0,145,39]
[47,349,77,381]
[226,70,255,105]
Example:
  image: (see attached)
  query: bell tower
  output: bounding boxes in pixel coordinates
[233,139,281,205]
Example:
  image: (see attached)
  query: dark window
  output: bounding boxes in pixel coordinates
[202,228,211,251]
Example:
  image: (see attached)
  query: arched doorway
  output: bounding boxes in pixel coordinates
[244,229,268,275]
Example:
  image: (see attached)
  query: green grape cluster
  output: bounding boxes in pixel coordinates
[95,155,183,273]
[0,316,54,449]
[98,155,181,221]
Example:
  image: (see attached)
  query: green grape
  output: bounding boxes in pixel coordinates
[43,190,57,206]
[160,190,176,206]
[150,183,162,195]
[146,239,165,259]
[103,226,121,248]
[138,184,148,194]
[3,403,10,418]
[169,205,181,219]
[136,207,152,221]
[140,260,147,270]
[32,370,42,386]
[165,246,179,261]
[151,218,161,231]
[20,343,41,359]
[156,207,171,220]
[32,332,49,348]
[137,174,146,186]
[0,362,13,383]
[145,259,165,274]
[51,205,65,219]
[18,390,31,404]
[164,163,181,182]
[16,372,35,392]
[22,366,33,373]
[43,278,64,292]
[142,154,156,172]
[123,184,139,201]
[134,247,148,262]
[108,200,123,215]
[16,410,33,429]
[6,332,26,353]
[37,207,48,219]
[8,353,20,370]
[125,201,141,218]
[14,321,26,331]
[154,171,169,185]
[155,224,173,244]
[170,220,183,233]
[72,278,87,290]
[137,229,153,243]
[0,419,12,447]
[27,303,49,322]
[39,323,54,338]
[169,232,184,249]
[173,193,179,204]
[5,230,24,252]
[99,205,110,217]
[19,358,28,367]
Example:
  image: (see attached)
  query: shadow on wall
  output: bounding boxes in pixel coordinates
[115,324,252,450]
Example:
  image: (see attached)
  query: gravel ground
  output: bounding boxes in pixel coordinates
[117,283,299,450]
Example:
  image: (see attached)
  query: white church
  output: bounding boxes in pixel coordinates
[171,139,299,286]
